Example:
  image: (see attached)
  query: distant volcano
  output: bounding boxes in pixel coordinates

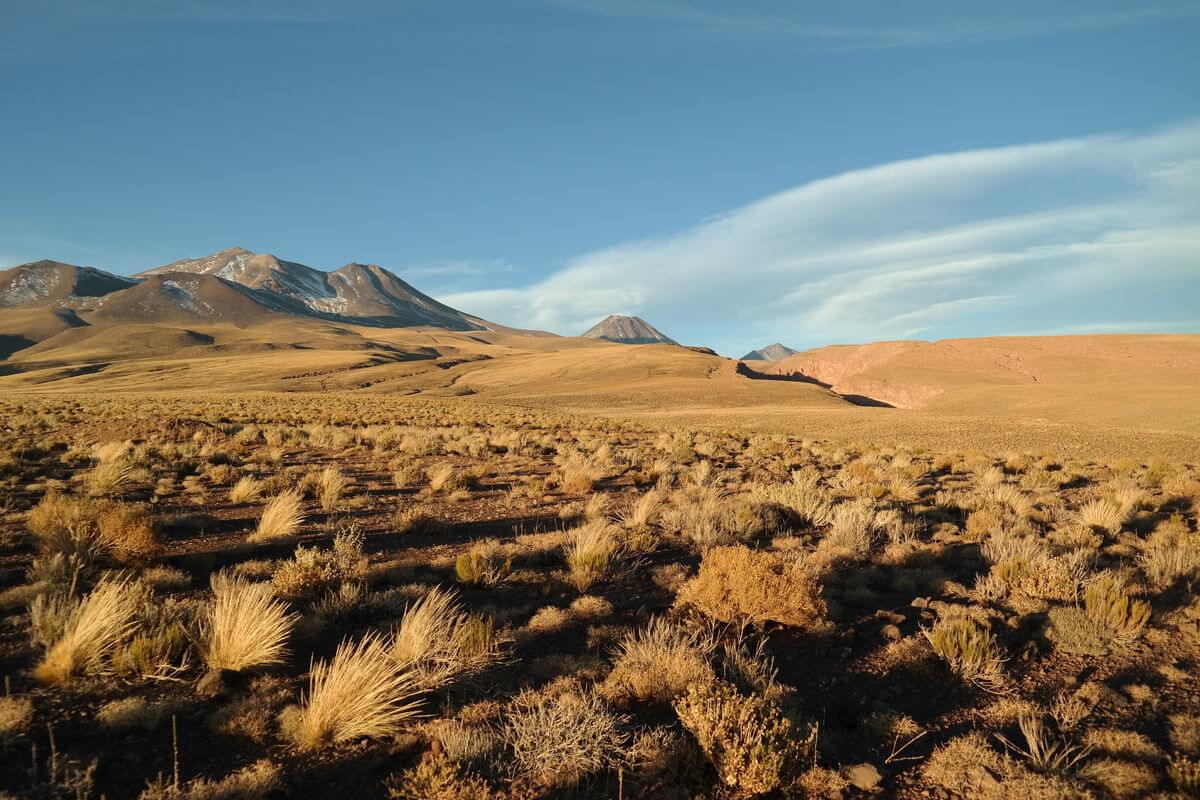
[581,314,677,344]
[740,343,799,361]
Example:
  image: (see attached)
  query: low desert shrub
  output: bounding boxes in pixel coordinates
[455,540,511,587]
[748,470,833,527]
[386,756,493,800]
[249,490,304,543]
[821,499,881,556]
[0,695,33,747]
[392,506,449,536]
[603,618,715,702]
[923,617,1006,692]
[675,545,826,629]
[283,633,422,749]
[202,572,298,672]
[139,759,280,800]
[96,502,161,565]
[271,527,367,602]
[504,685,626,789]
[1082,574,1149,644]
[97,697,172,732]
[674,679,817,795]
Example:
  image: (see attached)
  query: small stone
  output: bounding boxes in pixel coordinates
[881,624,902,641]
[885,611,906,625]
[846,762,882,790]
[196,668,234,698]
[910,597,930,609]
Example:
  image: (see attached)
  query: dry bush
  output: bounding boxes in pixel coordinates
[392,506,449,536]
[201,572,298,672]
[822,499,881,556]
[229,476,263,504]
[603,618,715,702]
[84,459,139,496]
[1140,521,1200,587]
[33,580,140,685]
[1082,574,1149,644]
[427,463,474,493]
[997,713,1091,773]
[1170,713,1200,756]
[455,539,511,587]
[271,528,367,602]
[96,697,172,732]
[923,617,1006,692]
[27,493,109,565]
[748,470,833,527]
[392,586,499,691]
[676,545,826,629]
[386,756,493,800]
[284,633,422,749]
[317,465,350,511]
[1077,757,1159,799]
[0,694,33,746]
[674,679,816,795]
[504,685,626,789]
[139,760,280,800]
[1170,755,1200,794]
[555,452,604,494]
[250,490,304,543]
[96,502,161,565]
[563,520,619,592]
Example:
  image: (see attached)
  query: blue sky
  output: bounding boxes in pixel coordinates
[2,1,1197,355]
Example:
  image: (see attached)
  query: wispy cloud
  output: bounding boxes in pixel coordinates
[547,0,1200,48]
[443,120,1200,355]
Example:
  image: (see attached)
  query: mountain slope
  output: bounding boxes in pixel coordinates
[138,248,482,330]
[740,343,798,361]
[0,260,136,308]
[88,273,301,326]
[581,314,677,344]
[767,334,1200,430]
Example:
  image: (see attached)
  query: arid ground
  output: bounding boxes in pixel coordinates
[1,384,1199,799]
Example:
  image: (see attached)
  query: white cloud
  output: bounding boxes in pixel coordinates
[547,0,1200,48]
[443,119,1200,354]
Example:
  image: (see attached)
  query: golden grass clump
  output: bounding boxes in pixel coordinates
[392,586,498,691]
[201,572,298,672]
[284,633,422,750]
[923,616,1006,692]
[676,545,826,629]
[455,540,511,588]
[229,476,263,504]
[748,469,833,527]
[563,519,619,592]
[0,694,34,746]
[674,679,816,796]
[316,465,350,511]
[250,490,304,543]
[34,580,140,685]
[1078,498,1124,534]
[1083,574,1149,643]
[603,618,715,703]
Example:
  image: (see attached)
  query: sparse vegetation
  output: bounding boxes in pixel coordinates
[0,392,1196,797]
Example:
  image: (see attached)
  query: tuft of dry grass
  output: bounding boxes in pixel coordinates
[317,466,350,511]
[603,617,715,702]
[0,694,34,746]
[285,633,422,749]
[392,586,498,691]
[563,520,619,592]
[923,617,1006,692]
[33,580,140,685]
[229,476,263,504]
[1078,498,1123,534]
[201,572,298,672]
[250,490,304,543]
